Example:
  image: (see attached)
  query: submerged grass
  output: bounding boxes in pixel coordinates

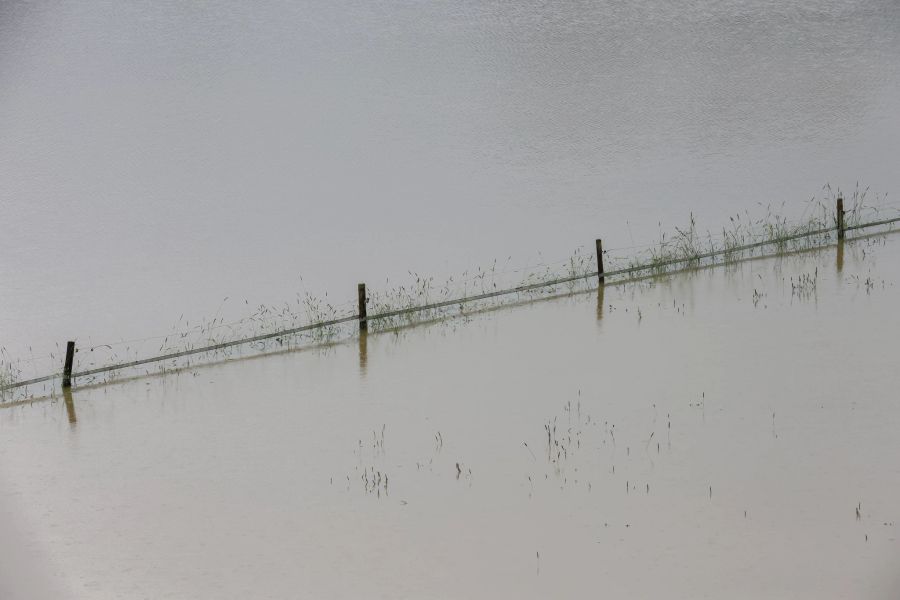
[1,184,897,401]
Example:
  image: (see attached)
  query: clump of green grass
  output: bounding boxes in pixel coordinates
[611,185,889,278]
[824,182,887,228]
[0,359,17,390]
[65,289,360,387]
[0,347,65,403]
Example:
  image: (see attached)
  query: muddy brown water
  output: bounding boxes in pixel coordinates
[1,233,899,598]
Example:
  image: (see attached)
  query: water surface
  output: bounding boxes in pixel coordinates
[2,232,899,598]
[2,0,900,363]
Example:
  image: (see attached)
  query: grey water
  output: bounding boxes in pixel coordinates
[1,0,899,366]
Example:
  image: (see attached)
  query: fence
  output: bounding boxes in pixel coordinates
[2,196,899,396]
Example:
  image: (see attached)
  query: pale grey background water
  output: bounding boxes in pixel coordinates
[2,0,900,362]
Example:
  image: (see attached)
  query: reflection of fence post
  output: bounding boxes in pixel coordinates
[837,195,845,240]
[63,386,77,425]
[358,329,368,373]
[596,239,604,284]
[836,237,844,272]
[62,341,75,388]
[358,283,368,331]
[596,281,605,321]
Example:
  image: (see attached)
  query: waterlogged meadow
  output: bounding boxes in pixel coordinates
[1,230,899,599]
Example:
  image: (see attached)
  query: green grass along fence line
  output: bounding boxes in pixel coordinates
[2,197,899,395]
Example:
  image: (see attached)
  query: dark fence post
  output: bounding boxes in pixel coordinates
[837,195,845,240]
[358,283,368,331]
[596,239,605,284]
[62,341,75,388]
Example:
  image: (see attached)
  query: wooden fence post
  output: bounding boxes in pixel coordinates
[358,283,368,331]
[62,341,75,388]
[596,239,605,284]
[837,195,845,240]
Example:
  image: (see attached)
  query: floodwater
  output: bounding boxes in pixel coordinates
[2,0,900,365]
[1,231,899,599]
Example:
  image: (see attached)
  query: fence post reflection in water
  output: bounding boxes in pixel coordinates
[836,239,844,273]
[62,386,77,426]
[596,281,605,322]
[358,329,368,375]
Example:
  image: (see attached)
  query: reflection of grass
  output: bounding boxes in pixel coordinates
[790,270,818,300]
[2,186,895,398]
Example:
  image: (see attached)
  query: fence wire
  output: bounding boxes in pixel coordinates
[2,214,899,396]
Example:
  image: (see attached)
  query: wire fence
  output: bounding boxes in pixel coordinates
[2,202,899,399]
